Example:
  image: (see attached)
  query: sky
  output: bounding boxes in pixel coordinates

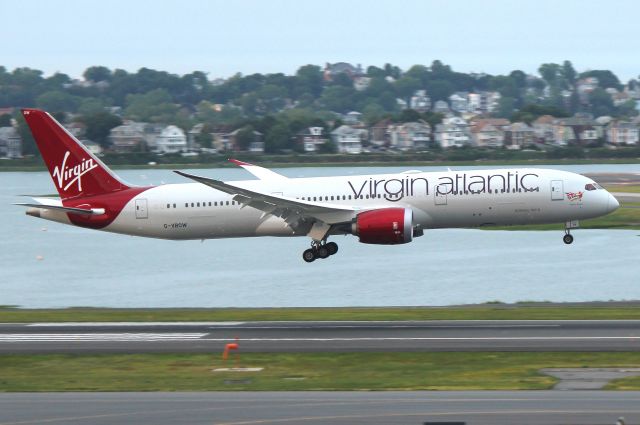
[1,0,639,81]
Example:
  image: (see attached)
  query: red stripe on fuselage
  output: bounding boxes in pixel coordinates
[64,186,152,229]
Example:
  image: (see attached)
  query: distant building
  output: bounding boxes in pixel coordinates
[449,92,469,113]
[470,122,504,148]
[343,111,363,125]
[323,62,364,82]
[188,123,205,151]
[532,115,556,143]
[370,118,393,147]
[80,139,103,156]
[504,122,535,149]
[607,121,639,145]
[0,127,22,158]
[353,76,372,91]
[109,122,147,153]
[229,128,264,152]
[410,90,431,112]
[552,115,599,145]
[435,117,471,148]
[388,121,431,150]
[64,122,86,139]
[155,125,187,154]
[297,127,328,152]
[331,125,366,154]
[433,100,450,114]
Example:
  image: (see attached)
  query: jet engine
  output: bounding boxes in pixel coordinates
[351,208,418,244]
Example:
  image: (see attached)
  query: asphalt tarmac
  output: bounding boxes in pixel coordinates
[0,391,638,425]
[1,320,639,353]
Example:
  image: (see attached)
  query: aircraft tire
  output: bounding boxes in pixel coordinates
[326,242,338,255]
[563,234,574,244]
[317,245,330,259]
[302,249,316,262]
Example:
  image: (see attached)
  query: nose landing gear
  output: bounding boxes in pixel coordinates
[563,220,579,244]
[302,241,339,263]
[563,231,574,245]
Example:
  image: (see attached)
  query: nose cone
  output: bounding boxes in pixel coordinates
[607,193,620,213]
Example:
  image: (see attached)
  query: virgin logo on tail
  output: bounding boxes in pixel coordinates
[52,151,98,192]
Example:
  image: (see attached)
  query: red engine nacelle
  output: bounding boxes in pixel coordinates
[352,208,414,245]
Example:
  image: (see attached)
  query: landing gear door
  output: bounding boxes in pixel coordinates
[434,186,447,205]
[135,199,148,219]
[551,180,564,201]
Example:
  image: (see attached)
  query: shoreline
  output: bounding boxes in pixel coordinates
[2,157,640,172]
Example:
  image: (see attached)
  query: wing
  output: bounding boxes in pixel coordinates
[174,170,357,237]
[229,159,288,181]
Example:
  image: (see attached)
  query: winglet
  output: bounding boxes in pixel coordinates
[228,158,288,181]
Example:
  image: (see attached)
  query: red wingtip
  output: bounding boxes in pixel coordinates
[229,158,253,166]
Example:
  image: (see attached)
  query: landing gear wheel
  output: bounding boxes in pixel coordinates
[326,242,338,256]
[316,245,330,259]
[563,234,574,245]
[302,249,316,263]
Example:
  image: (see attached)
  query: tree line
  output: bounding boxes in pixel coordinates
[1,60,638,156]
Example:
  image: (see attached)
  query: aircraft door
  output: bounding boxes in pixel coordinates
[434,186,447,205]
[550,180,564,201]
[135,199,148,219]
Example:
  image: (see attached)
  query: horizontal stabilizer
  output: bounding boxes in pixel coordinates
[13,203,105,216]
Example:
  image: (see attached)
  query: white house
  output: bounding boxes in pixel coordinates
[435,117,471,148]
[331,125,366,154]
[155,125,187,154]
[0,127,22,158]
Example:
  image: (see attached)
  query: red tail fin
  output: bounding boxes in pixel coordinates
[22,109,130,200]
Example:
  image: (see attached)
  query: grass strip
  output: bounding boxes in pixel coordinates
[0,352,639,391]
[3,304,640,322]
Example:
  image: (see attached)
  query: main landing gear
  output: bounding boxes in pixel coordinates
[302,241,339,263]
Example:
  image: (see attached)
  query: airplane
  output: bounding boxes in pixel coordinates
[16,108,619,263]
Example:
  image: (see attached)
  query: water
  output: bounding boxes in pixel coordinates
[1,164,639,308]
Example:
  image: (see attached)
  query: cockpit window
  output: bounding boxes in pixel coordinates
[585,183,597,191]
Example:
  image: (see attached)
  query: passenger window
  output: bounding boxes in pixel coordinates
[173,204,176,208]
[226,201,229,205]
[191,203,194,207]
[185,203,188,208]
[197,202,200,207]
[166,204,170,208]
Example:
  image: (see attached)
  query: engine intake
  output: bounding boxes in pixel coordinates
[352,208,414,245]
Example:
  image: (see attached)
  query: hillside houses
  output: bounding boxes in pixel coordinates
[0,127,22,158]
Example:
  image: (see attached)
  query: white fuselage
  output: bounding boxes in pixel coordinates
[34,168,618,240]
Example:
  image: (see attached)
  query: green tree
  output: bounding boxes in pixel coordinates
[14,112,38,157]
[588,88,615,116]
[125,89,178,122]
[235,125,256,150]
[562,60,577,87]
[264,122,292,153]
[83,66,112,82]
[80,112,122,148]
[294,65,323,98]
[539,63,561,85]
[397,109,421,122]
[579,70,623,90]
[496,97,516,118]
[0,114,11,127]
[394,76,421,104]
[35,91,80,112]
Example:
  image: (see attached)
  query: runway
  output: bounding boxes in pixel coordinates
[0,391,638,425]
[1,320,639,353]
